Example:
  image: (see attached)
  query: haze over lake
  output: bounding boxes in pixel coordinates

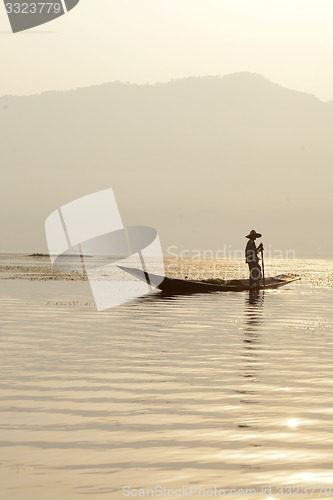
[1,73,332,256]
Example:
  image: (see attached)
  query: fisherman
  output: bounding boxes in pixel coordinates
[245,230,263,286]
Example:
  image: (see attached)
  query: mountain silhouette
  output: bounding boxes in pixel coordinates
[1,73,332,255]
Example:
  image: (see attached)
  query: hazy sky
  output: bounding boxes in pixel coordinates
[1,0,333,99]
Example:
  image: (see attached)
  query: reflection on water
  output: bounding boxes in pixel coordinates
[0,263,333,499]
[245,290,265,330]
[238,292,265,408]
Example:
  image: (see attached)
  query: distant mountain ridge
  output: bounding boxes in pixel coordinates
[1,72,327,103]
[1,72,332,255]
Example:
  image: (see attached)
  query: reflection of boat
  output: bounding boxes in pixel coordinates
[118,266,301,295]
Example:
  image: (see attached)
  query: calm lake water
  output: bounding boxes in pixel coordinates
[1,255,333,499]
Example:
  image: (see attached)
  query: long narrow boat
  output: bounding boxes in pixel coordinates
[118,266,301,295]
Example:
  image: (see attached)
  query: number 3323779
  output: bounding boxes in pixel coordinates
[5,3,62,15]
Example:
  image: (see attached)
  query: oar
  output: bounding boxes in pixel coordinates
[261,246,266,288]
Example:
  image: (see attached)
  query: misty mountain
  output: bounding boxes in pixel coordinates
[1,73,332,255]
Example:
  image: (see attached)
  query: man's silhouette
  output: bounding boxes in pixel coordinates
[245,230,263,286]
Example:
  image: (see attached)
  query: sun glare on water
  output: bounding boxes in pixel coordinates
[287,418,300,429]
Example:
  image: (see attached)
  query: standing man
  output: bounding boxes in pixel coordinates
[245,230,263,286]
